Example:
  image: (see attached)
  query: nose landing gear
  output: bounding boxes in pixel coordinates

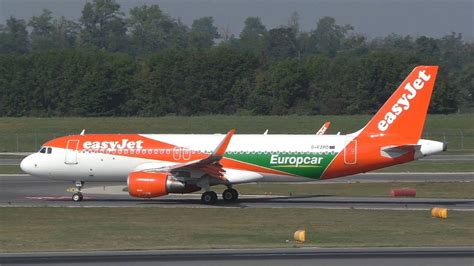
[72,181,84,202]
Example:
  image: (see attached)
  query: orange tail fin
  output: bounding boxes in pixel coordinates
[360,66,438,143]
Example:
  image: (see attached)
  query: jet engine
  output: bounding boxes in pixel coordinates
[127,171,199,198]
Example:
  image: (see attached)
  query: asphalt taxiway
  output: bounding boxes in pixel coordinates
[1,247,473,266]
[1,174,473,210]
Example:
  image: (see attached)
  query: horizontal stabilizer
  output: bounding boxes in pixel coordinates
[380,145,420,158]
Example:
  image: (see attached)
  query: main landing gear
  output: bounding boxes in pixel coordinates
[200,188,239,204]
[72,181,84,202]
[222,188,238,202]
[201,191,218,204]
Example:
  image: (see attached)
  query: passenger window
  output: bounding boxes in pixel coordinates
[39,147,46,153]
[47,147,52,154]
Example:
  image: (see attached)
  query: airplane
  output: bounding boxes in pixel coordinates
[316,122,331,135]
[20,66,446,204]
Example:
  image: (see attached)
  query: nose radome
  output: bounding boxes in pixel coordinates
[20,156,33,174]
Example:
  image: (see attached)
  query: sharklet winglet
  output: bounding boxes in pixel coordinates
[213,129,235,157]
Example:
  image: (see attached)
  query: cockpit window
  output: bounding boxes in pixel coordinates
[47,147,52,154]
[39,147,46,153]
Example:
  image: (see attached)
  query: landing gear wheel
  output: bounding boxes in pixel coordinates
[72,181,85,202]
[222,188,238,202]
[201,191,218,204]
[72,193,83,202]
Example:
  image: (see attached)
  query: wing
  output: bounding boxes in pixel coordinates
[142,129,235,181]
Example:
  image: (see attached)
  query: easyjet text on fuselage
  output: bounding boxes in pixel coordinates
[82,139,144,150]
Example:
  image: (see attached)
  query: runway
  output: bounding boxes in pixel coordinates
[418,154,474,161]
[1,247,473,266]
[1,174,473,210]
[327,172,474,183]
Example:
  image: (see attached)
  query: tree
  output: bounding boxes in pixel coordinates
[79,0,127,52]
[52,16,80,49]
[287,11,300,34]
[29,10,80,51]
[267,59,309,114]
[311,16,353,57]
[0,7,472,117]
[129,4,188,55]
[373,33,415,52]
[239,17,267,54]
[129,46,258,115]
[266,27,297,58]
[439,32,465,70]
[189,17,220,49]
[29,9,56,50]
[0,17,29,53]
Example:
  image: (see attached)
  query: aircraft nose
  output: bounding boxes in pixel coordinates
[20,155,34,174]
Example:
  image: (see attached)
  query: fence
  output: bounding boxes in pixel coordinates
[0,131,473,152]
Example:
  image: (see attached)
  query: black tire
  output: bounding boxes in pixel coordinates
[201,191,217,204]
[222,188,238,202]
[72,193,83,202]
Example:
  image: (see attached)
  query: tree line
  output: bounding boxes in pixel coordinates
[0,0,472,116]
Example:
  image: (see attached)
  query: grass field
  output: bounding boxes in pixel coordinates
[1,207,472,252]
[0,165,21,174]
[0,114,473,151]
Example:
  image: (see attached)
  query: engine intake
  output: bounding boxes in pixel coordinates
[127,171,197,198]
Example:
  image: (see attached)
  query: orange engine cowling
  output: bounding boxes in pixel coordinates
[127,171,199,198]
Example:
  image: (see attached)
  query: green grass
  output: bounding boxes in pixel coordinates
[0,207,472,252]
[0,166,23,174]
[0,114,473,151]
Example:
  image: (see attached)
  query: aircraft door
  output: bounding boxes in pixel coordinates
[344,140,357,165]
[65,139,79,164]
